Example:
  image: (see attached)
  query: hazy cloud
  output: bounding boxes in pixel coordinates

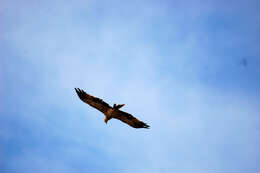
[1,0,260,173]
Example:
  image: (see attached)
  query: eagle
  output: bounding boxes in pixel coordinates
[75,88,150,129]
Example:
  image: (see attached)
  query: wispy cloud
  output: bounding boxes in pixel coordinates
[1,0,260,173]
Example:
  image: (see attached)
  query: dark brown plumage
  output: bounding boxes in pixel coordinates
[75,88,149,129]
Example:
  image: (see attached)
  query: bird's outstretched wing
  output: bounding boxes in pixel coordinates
[113,110,150,128]
[75,88,111,114]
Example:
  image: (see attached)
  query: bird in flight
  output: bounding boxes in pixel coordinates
[75,88,150,129]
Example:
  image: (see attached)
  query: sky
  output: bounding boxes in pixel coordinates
[1,0,260,173]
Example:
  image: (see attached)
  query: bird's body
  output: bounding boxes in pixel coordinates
[104,108,113,123]
[75,88,149,129]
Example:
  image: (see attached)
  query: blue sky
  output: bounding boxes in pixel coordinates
[1,0,260,172]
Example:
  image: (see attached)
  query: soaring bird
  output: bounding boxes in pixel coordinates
[75,88,149,129]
